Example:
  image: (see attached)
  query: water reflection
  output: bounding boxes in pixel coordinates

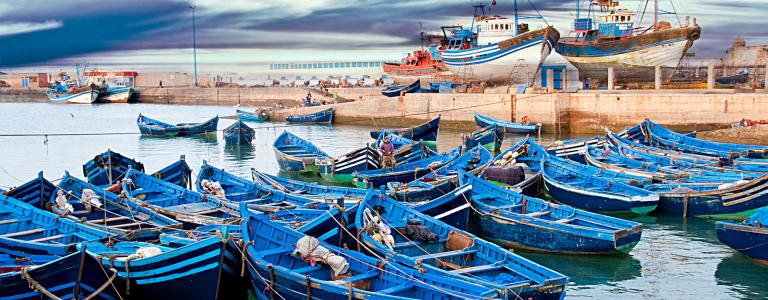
[224,143,256,161]
[523,251,642,286]
[716,254,768,299]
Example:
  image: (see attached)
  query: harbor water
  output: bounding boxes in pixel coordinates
[0,102,765,299]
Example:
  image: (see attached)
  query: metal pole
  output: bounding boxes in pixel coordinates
[514,0,519,35]
[191,5,198,87]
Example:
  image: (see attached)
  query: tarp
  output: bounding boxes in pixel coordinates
[746,207,768,227]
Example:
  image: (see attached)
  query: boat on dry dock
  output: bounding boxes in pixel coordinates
[556,0,701,85]
[440,2,560,84]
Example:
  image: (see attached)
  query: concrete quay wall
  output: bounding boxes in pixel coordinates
[0,88,48,103]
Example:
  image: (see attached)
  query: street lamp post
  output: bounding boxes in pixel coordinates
[190,4,198,87]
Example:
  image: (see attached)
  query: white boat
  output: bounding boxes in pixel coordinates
[48,90,99,104]
[439,2,559,85]
[100,87,133,103]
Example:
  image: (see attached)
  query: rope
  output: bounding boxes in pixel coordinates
[20,267,63,300]
[83,268,119,300]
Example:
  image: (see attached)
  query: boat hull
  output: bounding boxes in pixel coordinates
[657,175,768,218]
[101,87,133,103]
[543,173,658,214]
[470,210,641,254]
[442,27,559,83]
[716,222,768,262]
[557,27,700,84]
[285,108,333,124]
[48,90,99,104]
[474,113,537,135]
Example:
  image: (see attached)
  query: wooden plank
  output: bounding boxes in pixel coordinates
[450,264,503,274]
[110,222,143,229]
[1,228,45,238]
[91,216,130,224]
[414,249,477,260]
[0,218,18,226]
[29,234,65,243]
[525,211,552,217]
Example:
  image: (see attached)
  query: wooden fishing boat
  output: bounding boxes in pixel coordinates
[235,105,268,122]
[352,147,461,188]
[136,114,218,136]
[369,115,441,148]
[388,145,492,203]
[458,171,643,254]
[0,250,120,299]
[381,79,421,97]
[481,138,545,196]
[639,119,768,159]
[585,144,757,183]
[0,254,58,273]
[353,189,568,299]
[474,113,538,135]
[285,107,334,124]
[0,194,115,256]
[82,230,238,300]
[252,169,369,201]
[83,149,145,187]
[716,208,768,263]
[606,130,722,167]
[122,169,240,227]
[5,171,181,240]
[100,86,133,103]
[223,120,255,144]
[241,211,501,300]
[317,141,429,183]
[273,131,329,173]
[541,153,659,214]
[47,89,100,104]
[197,163,353,237]
[462,124,504,152]
[150,155,193,189]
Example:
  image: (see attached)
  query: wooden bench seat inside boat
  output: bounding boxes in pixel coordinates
[413,248,478,260]
[1,228,45,238]
[450,264,503,274]
[166,202,218,214]
[525,211,552,217]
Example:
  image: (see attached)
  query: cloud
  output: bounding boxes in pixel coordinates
[0,20,62,37]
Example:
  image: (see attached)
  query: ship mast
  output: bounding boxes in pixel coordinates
[654,0,658,31]
[514,0,519,35]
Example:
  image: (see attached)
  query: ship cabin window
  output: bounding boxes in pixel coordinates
[505,24,509,30]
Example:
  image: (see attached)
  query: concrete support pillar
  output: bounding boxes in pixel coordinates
[695,67,700,78]
[608,67,615,91]
[546,69,555,93]
[562,69,569,92]
[655,66,662,90]
[707,64,715,89]
[764,65,768,90]
[723,66,728,77]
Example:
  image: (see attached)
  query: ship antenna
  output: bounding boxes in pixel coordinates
[419,22,424,52]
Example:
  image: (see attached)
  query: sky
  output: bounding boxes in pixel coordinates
[0,0,765,72]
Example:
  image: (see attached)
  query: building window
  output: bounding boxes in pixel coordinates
[345,62,351,68]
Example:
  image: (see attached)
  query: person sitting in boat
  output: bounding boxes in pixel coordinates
[521,115,530,124]
[379,135,396,171]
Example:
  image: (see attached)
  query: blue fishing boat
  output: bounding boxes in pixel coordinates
[47,89,100,104]
[541,152,659,214]
[223,120,255,144]
[0,254,58,272]
[458,171,643,254]
[352,147,461,188]
[81,231,237,300]
[556,0,700,85]
[369,115,441,148]
[474,112,538,135]
[353,189,568,299]
[640,119,768,159]
[428,80,458,93]
[0,194,115,256]
[285,107,334,124]
[439,2,560,84]
[137,114,218,136]
[481,138,544,196]
[5,171,181,240]
[122,168,240,227]
[388,145,492,203]
[462,124,504,152]
[241,211,502,300]
[235,104,269,122]
[317,140,429,183]
[252,168,368,200]
[716,207,768,263]
[197,163,352,237]
[273,131,329,173]
[0,250,120,299]
[606,130,722,167]
[381,79,421,97]
[150,155,193,189]
[83,149,145,187]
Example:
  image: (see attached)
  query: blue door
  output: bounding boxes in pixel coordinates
[21,77,29,88]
